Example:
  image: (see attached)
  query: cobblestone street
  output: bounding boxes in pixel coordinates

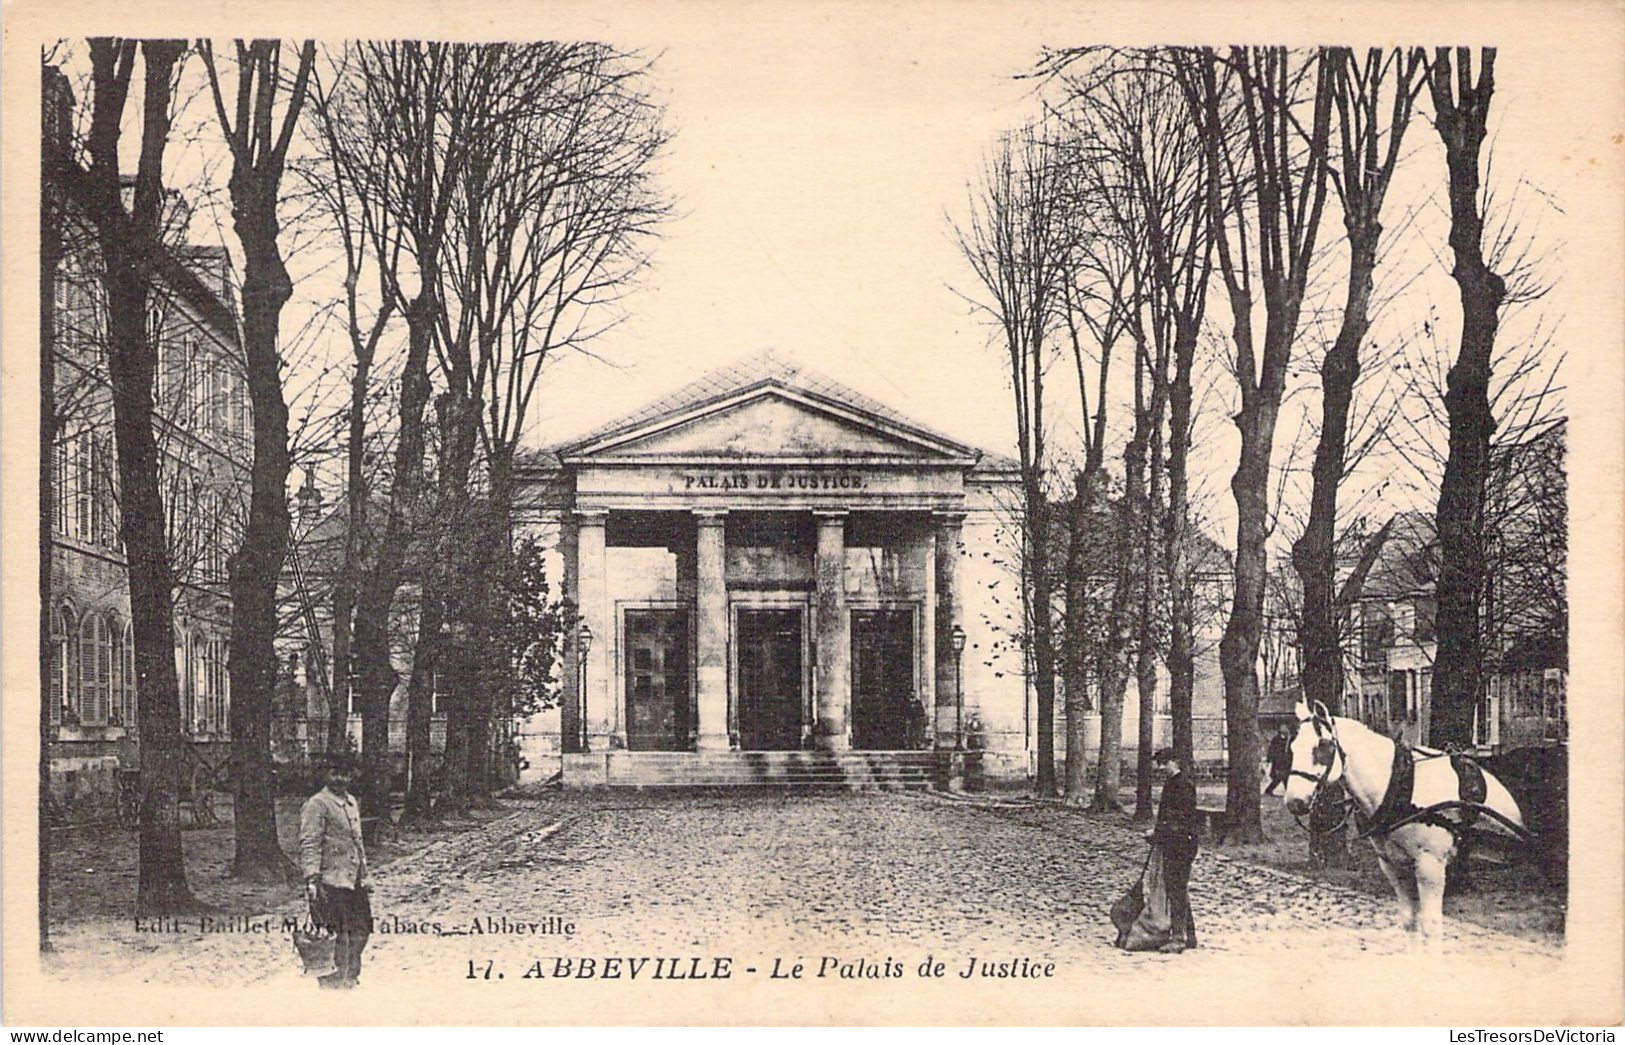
[43,791,1576,1024]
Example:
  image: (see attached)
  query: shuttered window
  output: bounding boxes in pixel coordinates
[49,606,67,726]
[78,612,111,726]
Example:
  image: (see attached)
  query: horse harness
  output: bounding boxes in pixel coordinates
[1290,715,1506,844]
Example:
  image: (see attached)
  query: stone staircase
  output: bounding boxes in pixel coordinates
[570,750,942,790]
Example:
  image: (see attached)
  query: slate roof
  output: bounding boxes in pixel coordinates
[534,348,1011,471]
[1361,510,1439,599]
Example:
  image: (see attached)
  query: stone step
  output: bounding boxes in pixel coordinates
[589,750,944,790]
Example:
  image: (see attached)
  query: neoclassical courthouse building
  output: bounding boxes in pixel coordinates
[512,351,1199,786]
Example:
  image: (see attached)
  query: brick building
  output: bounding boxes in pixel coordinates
[43,67,251,814]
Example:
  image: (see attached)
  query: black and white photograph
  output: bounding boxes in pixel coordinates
[4,0,1621,1029]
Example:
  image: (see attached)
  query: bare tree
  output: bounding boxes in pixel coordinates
[1047,49,1218,783]
[1176,46,1333,843]
[953,124,1072,795]
[311,42,467,824]
[199,37,316,881]
[301,50,404,760]
[1290,48,1424,718]
[1425,47,1508,747]
[1047,115,1133,806]
[441,44,669,798]
[82,37,197,912]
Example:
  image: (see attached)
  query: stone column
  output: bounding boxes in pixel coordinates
[694,510,730,752]
[934,511,966,749]
[560,516,581,753]
[575,509,613,750]
[813,510,850,751]
[920,522,937,746]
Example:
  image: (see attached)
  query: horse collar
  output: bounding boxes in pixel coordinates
[1364,739,1417,834]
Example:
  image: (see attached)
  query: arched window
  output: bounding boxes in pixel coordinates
[51,439,69,536]
[94,436,119,548]
[230,377,246,438]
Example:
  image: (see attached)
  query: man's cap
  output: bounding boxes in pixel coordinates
[1152,747,1177,764]
[325,754,359,775]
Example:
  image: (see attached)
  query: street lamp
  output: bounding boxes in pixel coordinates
[950,624,967,751]
[577,621,594,752]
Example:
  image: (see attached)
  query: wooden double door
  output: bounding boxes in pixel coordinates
[624,610,692,751]
[736,608,804,750]
[851,609,917,750]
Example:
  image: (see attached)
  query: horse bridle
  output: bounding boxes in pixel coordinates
[1289,707,1353,836]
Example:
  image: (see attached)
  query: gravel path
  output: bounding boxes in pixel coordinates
[36,789,1580,1026]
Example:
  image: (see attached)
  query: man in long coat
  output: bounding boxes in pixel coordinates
[1265,724,1294,795]
[300,757,371,988]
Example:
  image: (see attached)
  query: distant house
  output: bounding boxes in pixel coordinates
[1293,421,1568,752]
[1044,512,1235,771]
[273,490,453,770]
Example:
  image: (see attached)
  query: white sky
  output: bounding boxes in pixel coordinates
[520,10,1039,456]
[50,4,1609,552]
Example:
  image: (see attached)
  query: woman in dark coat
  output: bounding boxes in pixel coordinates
[1115,748,1199,953]
[1149,748,1199,951]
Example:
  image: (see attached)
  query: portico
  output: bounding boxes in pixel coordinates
[514,351,1022,785]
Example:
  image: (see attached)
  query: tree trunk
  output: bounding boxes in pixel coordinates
[1062,475,1093,803]
[1134,337,1168,820]
[1217,389,1283,845]
[1028,488,1059,796]
[87,39,197,914]
[403,567,442,818]
[329,362,365,754]
[1094,345,1153,812]
[1133,488,1163,821]
[1133,636,1158,819]
[1091,664,1128,810]
[225,170,300,882]
[429,388,481,812]
[353,284,436,823]
[328,579,355,755]
[1430,48,1506,749]
[1291,233,1377,718]
[1165,327,1199,775]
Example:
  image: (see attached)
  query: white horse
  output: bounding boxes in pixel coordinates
[1282,701,1527,945]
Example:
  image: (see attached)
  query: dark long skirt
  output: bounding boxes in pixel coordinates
[1113,842,1198,952]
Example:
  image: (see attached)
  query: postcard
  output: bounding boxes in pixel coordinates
[3,0,1621,1027]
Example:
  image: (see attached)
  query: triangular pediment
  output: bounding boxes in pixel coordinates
[561,385,977,464]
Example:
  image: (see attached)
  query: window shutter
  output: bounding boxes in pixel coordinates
[76,437,92,540]
[51,442,66,534]
[49,609,64,726]
[78,616,96,723]
[125,624,137,730]
[175,636,189,732]
[95,616,113,725]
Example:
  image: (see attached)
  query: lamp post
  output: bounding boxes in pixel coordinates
[577,621,594,752]
[950,624,967,751]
